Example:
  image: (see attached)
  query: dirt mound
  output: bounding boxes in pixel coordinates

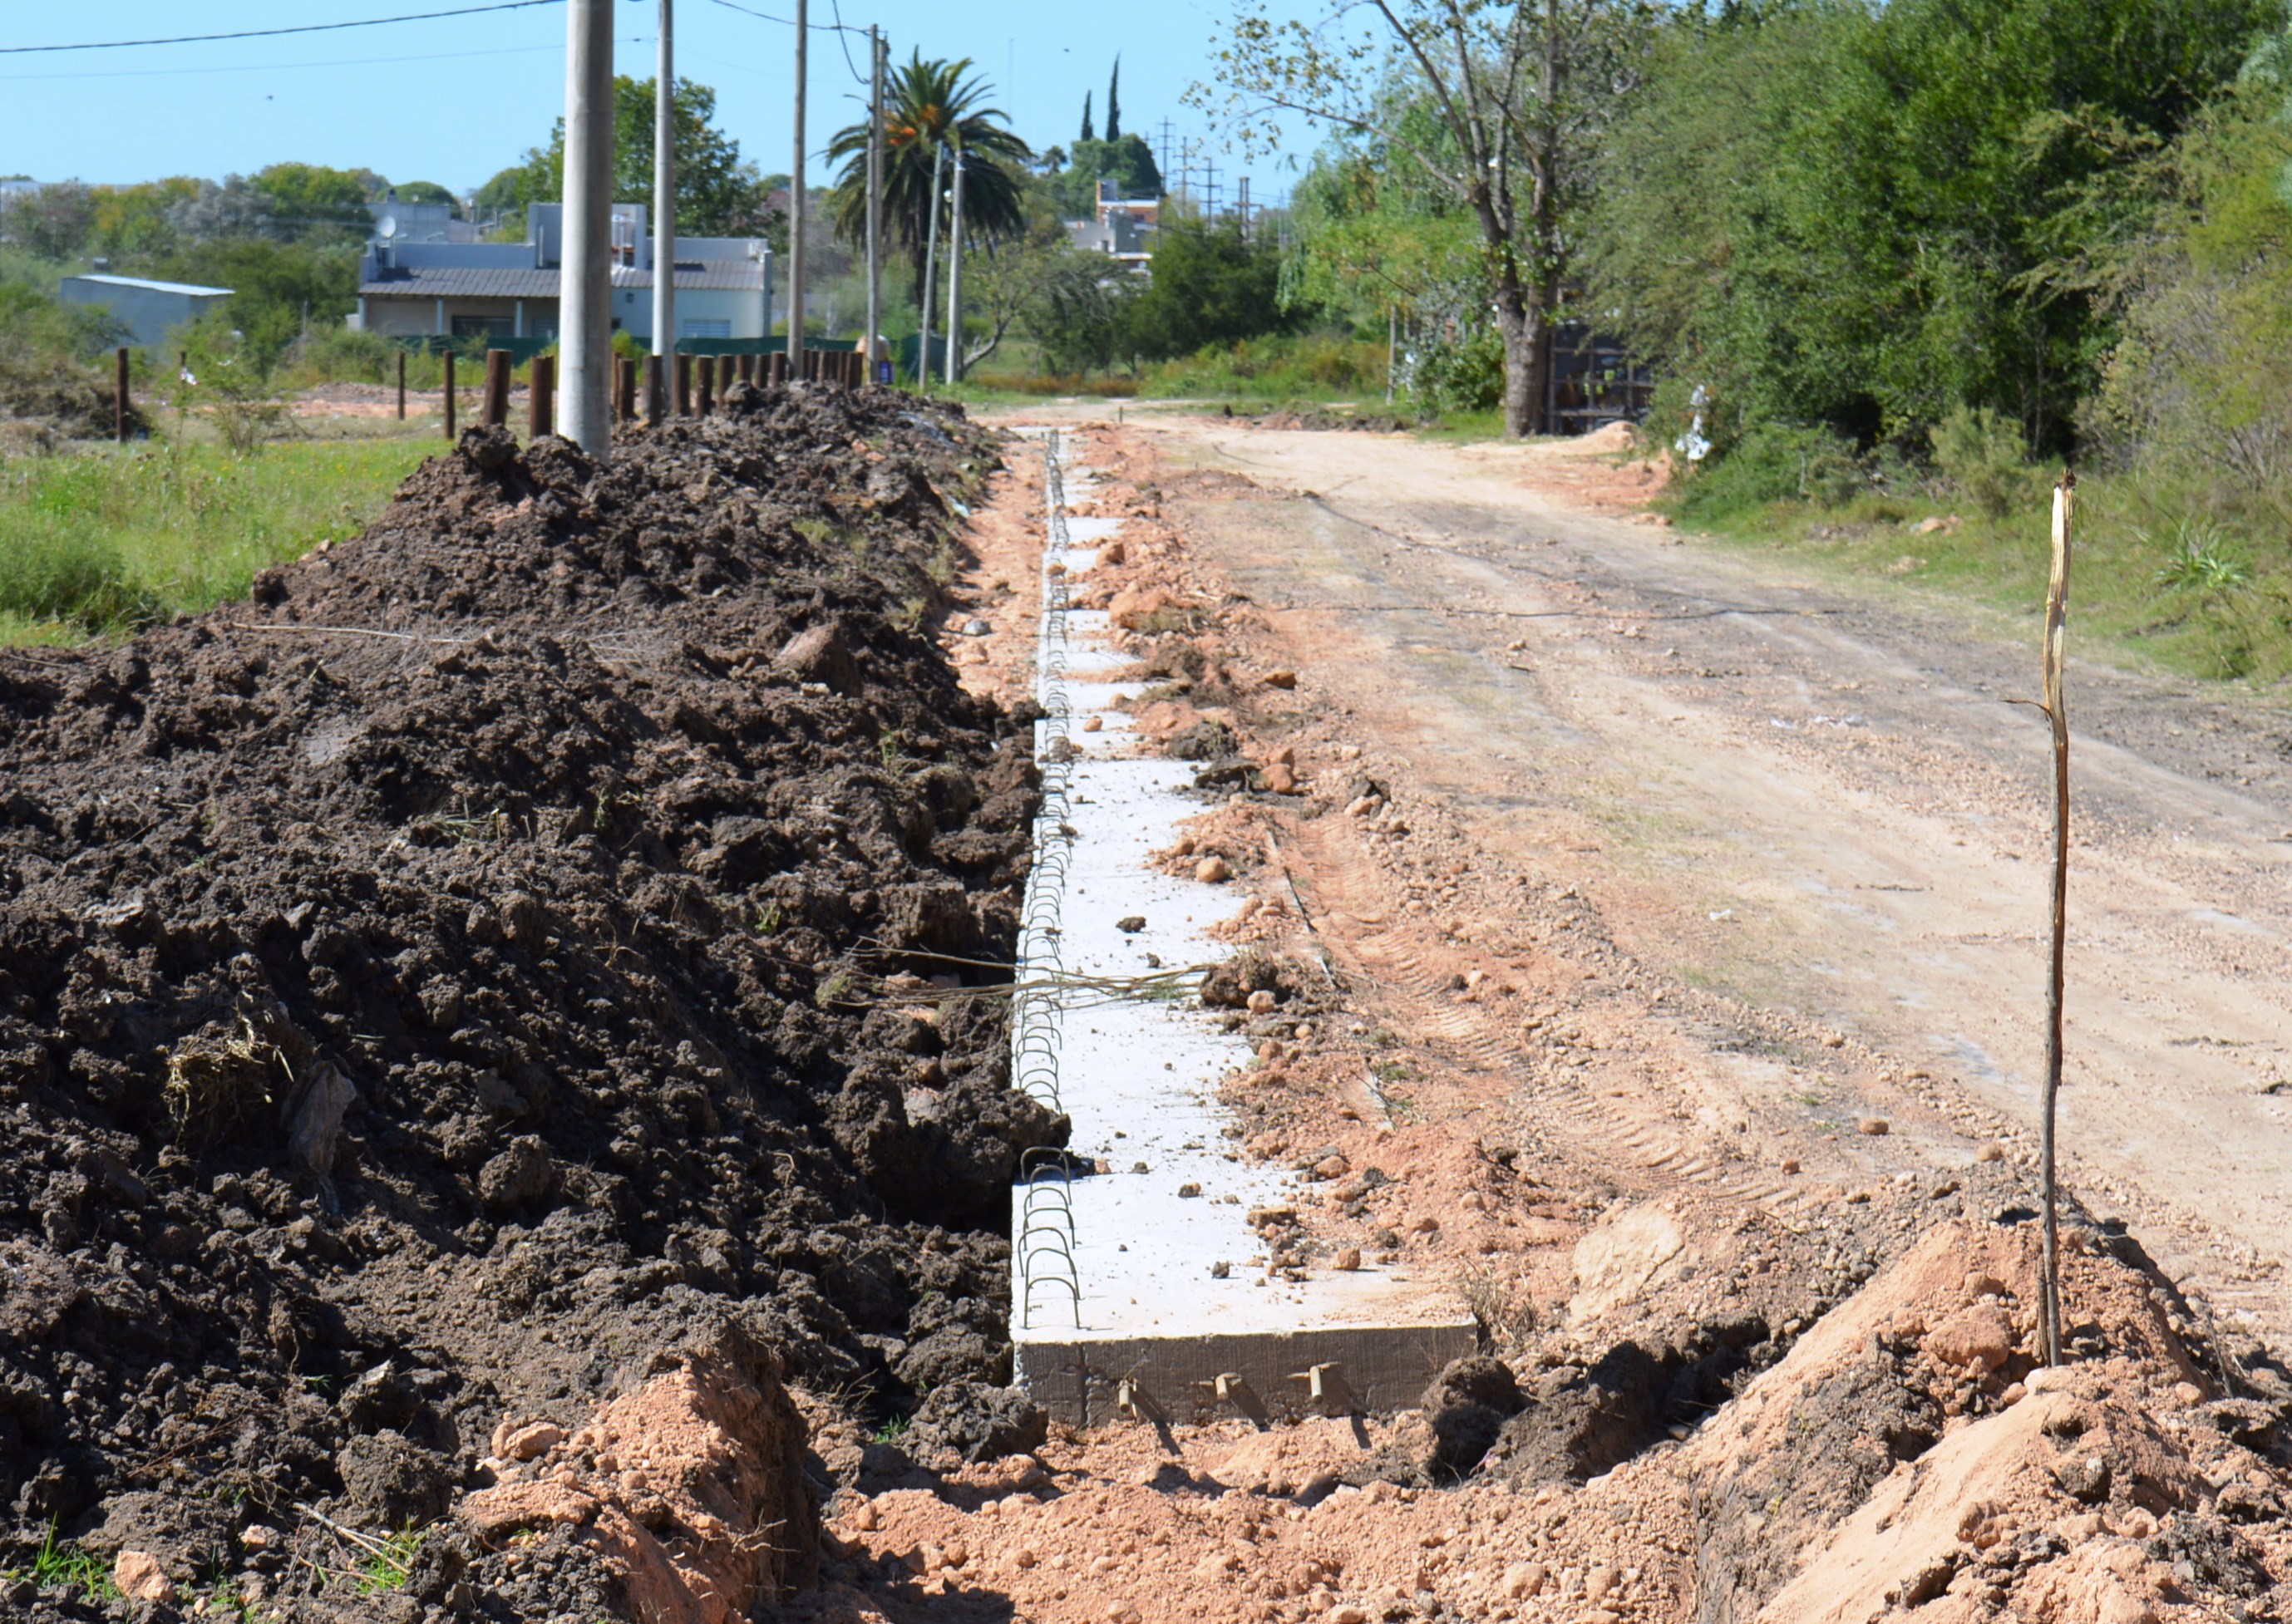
[1252,407,1412,433]
[0,382,1057,1619]
[0,354,145,443]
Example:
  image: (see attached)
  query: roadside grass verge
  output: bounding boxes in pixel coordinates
[1669,468,2292,686]
[0,438,432,644]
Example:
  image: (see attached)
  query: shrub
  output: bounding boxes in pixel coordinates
[1672,421,1863,524]
[278,326,396,387]
[1931,404,2048,517]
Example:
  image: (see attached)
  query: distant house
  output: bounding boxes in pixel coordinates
[1064,179,1160,272]
[354,202,774,345]
[57,273,234,349]
[366,196,479,246]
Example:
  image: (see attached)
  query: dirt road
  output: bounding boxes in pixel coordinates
[1144,415,2292,1345]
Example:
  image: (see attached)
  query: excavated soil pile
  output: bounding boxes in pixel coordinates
[0,354,145,447]
[1250,408,1412,434]
[0,383,1061,1621]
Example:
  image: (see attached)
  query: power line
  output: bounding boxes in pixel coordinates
[826,0,867,86]
[698,0,869,34]
[0,0,562,56]
[0,39,569,83]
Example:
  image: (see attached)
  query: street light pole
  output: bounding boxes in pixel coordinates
[652,0,675,382]
[786,0,807,376]
[918,141,943,391]
[865,25,883,385]
[944,146,964,386]
[560,0,614,455]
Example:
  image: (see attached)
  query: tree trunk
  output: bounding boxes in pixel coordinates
[1494,283,1547,439]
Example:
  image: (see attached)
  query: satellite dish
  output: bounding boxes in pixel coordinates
[377,215,399,241]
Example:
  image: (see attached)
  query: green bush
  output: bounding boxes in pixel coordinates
[1931,405,2049,518]
[278,326,397,386]
[1410,326,1504,413]
[1672,421,1864,523]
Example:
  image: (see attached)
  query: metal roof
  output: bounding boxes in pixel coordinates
[360,263,763,298]
[65,273,234,297]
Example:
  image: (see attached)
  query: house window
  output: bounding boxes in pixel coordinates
[679,318,731,339]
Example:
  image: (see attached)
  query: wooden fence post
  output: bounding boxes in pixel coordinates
[674,352,692,416]
[737,353,755,386]
[397,350,407,421]
[530,354,555,440]
[443,352,456,440]
[2038,471,2076,1367]
[697,354,716,415]
[115,348,130,444]
[483,350,512,428]
[645,355,664,426]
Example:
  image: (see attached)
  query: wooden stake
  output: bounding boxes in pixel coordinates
[483,349,513,428]
[615,354,634,423]
[397,349,407,420]
[2039,470,2075,1367]
[115,347,130,443]
[644,354,664,425]
[697,353,716,415]
[674,352,692,416]
[530,354,555,440]
[443,352,456,439]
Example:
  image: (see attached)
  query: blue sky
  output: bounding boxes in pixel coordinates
[1,1,1318,205]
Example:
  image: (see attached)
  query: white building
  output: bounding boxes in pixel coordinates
[354,202,774,344]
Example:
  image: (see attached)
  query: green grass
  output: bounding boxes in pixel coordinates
[0,437,432,643]
[354,1528,423,1594]
[1671,467,2292,686]
[5,1523,120,1601]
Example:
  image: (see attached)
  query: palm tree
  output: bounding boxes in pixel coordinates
[828,52,1033,308]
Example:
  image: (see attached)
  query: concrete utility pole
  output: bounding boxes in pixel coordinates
[653,0,675,377]
[918,141,942,390]
[560,0,614,455]
[944,147,964,386]
[865,25,883,384]
[786,0,807,376]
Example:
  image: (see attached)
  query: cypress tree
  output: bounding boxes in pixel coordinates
[1080,91,1094,144]
[1106,57,1122,141]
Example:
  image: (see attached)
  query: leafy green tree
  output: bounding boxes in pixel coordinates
[1586,0,2271,457]
[1113,216,1294,364]
[826,52,1033,302]
[1200,0,1651,437]
[1044,135,1165,219]
[167,176,277,244]
[251,163,371,238]
[149,238,359,372]
[391,181,459,212]
[0,183,96,259]
[517,76,776,235]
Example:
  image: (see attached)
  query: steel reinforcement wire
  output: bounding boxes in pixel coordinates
[1017,429,1083,1327]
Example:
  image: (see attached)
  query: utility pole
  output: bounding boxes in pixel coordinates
[652,0,675,391]
[944,146,964,386]
[786,0,807,376]
[560,0,614,455]
[918,141,943,390]
[865,25,883,384]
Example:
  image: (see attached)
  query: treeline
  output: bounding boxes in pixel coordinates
[1269,0,2292,502]
[1587,0,2280,482]
[0,164,440,371]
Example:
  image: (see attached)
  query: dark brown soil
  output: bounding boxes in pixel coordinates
[0,382,1056,1620]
